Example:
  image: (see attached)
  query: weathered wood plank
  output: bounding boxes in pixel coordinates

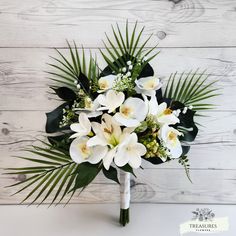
[0,0,236,48]
[0,110,236,170]
[1,169,236,204]
[0,47,235,111]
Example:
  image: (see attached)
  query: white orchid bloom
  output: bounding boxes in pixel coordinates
[97,74,116,93]
[114,97,148,127]
[97,90,125,113]
[87,114,133,170]
[75,97,102,118]
[87,114,123,147]
[70,113,91,139]
[70,137,108,164]
[114,133,146,168]
[146,95,179,125]
[135,76,162,96]
[159,124,182,159]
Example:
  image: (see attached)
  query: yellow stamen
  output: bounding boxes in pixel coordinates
[78,143,90,159]
[163,108,172,115]
[168,131,177,141]
[99,80,109,90]
[120,106,133,117]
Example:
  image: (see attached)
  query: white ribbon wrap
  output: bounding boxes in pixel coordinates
[120,171,131,209]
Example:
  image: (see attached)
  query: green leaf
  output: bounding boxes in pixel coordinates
[119,164,136,177]
[71,162,102,191]
[50,87,76,101]
[102,166,120,184]
[46,102,69,133]
[164,70,219,112]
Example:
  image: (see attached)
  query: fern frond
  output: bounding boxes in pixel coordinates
[178,155,192,183]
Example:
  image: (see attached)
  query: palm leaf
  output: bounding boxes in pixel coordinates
[5,142,78,205]
[100,21,158,72]
[47,42,99,91]
[164,70,220,112]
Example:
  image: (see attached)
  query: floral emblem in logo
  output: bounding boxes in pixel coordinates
[192,208,215,221]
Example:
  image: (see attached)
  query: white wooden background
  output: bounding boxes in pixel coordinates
[0,0,236,205]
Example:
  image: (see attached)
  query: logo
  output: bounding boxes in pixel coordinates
[192,208,215,222]
[180,208,229,235]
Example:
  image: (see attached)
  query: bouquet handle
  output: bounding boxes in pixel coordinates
[119,170,130,226]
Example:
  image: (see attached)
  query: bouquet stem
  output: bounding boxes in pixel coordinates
[119,170,130,226]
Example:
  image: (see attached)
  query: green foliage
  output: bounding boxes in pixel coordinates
[100,21,159,74]
[46,41,99,92]
[102,166,120,184]
[164,70,220,112]
[178,155,192,183]
[71,162,102,192]
[5,141,78,205]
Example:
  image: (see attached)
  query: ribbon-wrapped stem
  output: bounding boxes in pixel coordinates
[119,170,130,226]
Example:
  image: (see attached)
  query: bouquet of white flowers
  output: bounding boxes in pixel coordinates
[6,22,219,226]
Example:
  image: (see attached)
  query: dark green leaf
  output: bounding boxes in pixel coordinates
[71,162,102,191]
[45,103,69,133]
[50,87,76,101]
[119,164,136,177]
[102,166,120,184]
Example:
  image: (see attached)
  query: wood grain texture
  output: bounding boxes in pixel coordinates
[1,169,236,204]
[0,0,236,205]
[0,0,236,48]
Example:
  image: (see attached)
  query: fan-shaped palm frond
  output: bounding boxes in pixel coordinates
[164,70,220,111]
[46,41,99,91]
[100,21,159,74]
[5,141,78,205]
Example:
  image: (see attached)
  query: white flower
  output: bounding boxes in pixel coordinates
[114,97,148,127]
[97,90,125,113]
[87,114,133,170]
[97,74,116,93]
[135,76,162,96]
[114,133,146,168]
[159,124,182,158]
[70,113,91,139]
[70,137,107,164]
[88,114,123,147]
[146,95,179,125]
[74,97,102,118]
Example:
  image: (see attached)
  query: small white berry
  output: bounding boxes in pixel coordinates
[122,67,127,73]
[74,80,78,84]
[127,61,132,66]
[76,84,81,89]
[126,71,131,77]
[182,107,188,114]
[128,65,133,70]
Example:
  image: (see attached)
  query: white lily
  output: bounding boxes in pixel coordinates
[97,74,116,93]
[87,114,132,170]
[70,136,108,164]
[97,89,125,113]
[114,97,148,127]
[70,113,91,139]
[114,133,146,168]
[146,95,179,125]
[135,76,162,96]
[75,97,102,118]
[159,124,182,158]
